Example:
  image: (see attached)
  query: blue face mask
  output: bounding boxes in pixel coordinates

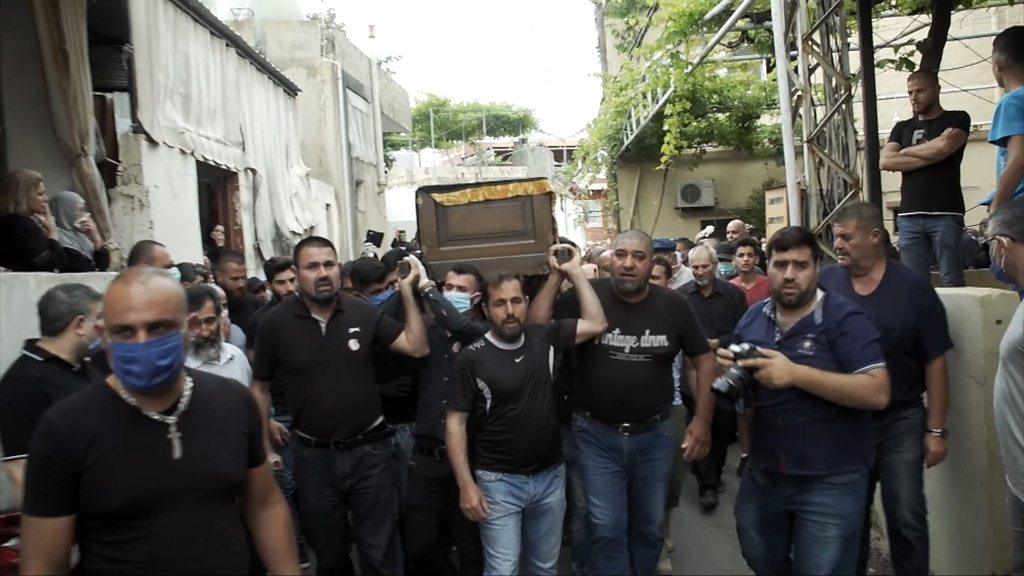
[718,262,737,278]
[109,331,186,395]
[369,289,396,308]
[443,291,474,314]
[167,267,182,283]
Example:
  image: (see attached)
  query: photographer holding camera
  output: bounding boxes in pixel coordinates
[717,226,891,576]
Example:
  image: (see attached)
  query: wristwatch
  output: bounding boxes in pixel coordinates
[926,428,948,439]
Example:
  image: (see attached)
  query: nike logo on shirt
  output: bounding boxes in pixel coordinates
[514,356,524,363]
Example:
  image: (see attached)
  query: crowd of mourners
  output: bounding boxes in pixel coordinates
[0,24,1021,576]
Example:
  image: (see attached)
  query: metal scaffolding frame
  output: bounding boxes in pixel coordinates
[772,0,864,240]
[617,0,865,246]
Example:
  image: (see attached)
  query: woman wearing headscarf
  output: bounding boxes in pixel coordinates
[48,190,109,272]
[0,169,65,272]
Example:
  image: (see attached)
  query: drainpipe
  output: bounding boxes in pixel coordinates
[331,60,357,261]
[370,60,387,190]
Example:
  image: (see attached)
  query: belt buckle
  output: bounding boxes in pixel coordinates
[618,422,633,435]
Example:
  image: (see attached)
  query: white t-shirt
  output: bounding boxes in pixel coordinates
[995,301,1024,501]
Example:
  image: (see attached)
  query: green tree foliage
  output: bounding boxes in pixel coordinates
[408,94,538,150]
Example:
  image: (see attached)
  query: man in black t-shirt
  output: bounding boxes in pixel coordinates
[881,70,971,286]
[20,267,299,575]
[251,236,429,575]
[822,202,953,575]
[447,247,608,576]
[243,255,308,567]
[0,283,101,507]
[530,230,717,576]
[214,249,263,341]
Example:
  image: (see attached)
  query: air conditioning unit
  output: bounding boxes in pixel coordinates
[676,180,716,208]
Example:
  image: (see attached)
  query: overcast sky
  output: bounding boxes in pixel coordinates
[295,0,603,138]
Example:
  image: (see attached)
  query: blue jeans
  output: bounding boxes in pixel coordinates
[294,437,402,575]
[271,414,303,547]
[562,425,590,575]
[735,467,869,575]
[857,402,929,575]
[573,413,675,576]
[474,463,566,576]
[897,214,965,287]
[394,423,416,504]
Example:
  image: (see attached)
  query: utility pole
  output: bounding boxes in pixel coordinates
[857,0,883,209]
[482,113,487,139]
[429,108,435,149]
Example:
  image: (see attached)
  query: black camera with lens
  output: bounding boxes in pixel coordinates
[711,342,764,401]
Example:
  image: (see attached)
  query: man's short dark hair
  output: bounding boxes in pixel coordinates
[735,237,761,254]
[293,236,336,267]
[37,283,102,337]
[907,70,939,86]
[186,284,222,317]
[126,240,165,267]
[651,256,672,278]
[213,249,245,271]
[349,257,388,293]
[833,200,884,232]
[247,277,266,295]
[381,248,410,274]
[993,26,1024,70]
[263,257,294,282]
[481,271,524,306]
[766,226,821,262]
[675,237,694,250]
[988,196,1024,243]
[612,229,654,253]
[447,263,484,291]
[176,262,200,284]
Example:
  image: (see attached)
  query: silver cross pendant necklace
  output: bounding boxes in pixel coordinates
[112,375,194,460]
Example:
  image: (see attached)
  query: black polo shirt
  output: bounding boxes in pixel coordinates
[677,278,749,347]
[0,340,94,457]
[252,295,404,441]
[246,298,289,416]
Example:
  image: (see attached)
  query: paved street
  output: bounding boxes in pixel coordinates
[665,443,751,575]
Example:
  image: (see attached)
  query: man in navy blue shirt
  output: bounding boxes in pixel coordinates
[718,226,890,576]
[820,201,953,576]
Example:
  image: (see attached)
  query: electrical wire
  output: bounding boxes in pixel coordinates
[937,76,998,105]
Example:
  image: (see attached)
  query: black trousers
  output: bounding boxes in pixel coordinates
[683,398,738,490]
[404,446,483,575]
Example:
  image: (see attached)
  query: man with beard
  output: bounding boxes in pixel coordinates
[184,285,252,387]
[820,201,952,576]
[213,249,261,340]
[447,245,608,576]
[251,236,428,575]
[718,226,891,575]
[530,230,716,576]
[881,71,971,286]
[244,256,308,567]
[678,244,748,512]
[20,267,299,574]
[405,262,488,575]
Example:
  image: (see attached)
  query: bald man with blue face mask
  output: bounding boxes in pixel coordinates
[19,267,300,575]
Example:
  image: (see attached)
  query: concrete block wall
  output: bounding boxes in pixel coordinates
[0,273,116,375]
[925,287,1018,575]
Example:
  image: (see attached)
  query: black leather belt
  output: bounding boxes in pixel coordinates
[413,443,448,460]
[295,421,394,450]
[578,410,671,436]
